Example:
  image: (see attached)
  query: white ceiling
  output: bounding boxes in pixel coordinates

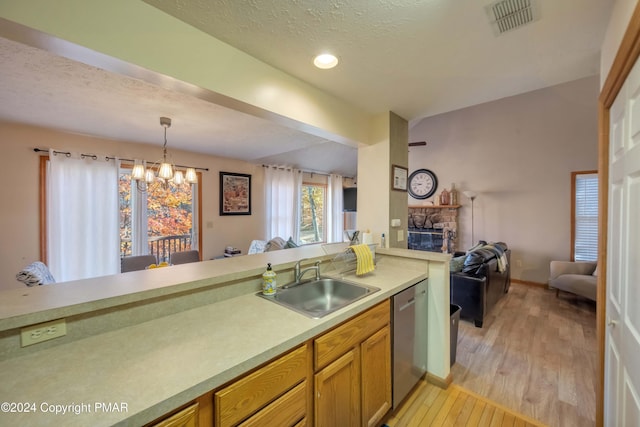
[0,0,614,177]
[144,0,613,120]
[0,36,356,175]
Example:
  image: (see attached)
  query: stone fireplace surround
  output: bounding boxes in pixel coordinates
[408,205,460,253]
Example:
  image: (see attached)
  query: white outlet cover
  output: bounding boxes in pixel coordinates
[21,318,67,347]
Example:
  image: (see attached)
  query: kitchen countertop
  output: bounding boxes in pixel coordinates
[0,249,446,426]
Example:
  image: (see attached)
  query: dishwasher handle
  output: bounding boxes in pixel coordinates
[397,288,425,312]
[399,297,416,312]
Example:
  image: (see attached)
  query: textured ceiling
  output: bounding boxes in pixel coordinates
[0,36,356,175]
[0,0,615,178]
[144,0,613,121]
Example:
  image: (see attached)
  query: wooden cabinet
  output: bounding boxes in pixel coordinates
[214,343,309,427]
[313,300,391,427]
[146,393,213,427]
[314,349,361,426]
[239,381,307,427]
[150,300,391,427]
[361,326,392,427]
[148,402,199,427]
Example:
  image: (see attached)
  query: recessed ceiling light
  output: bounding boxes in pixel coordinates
[313,53,339,69]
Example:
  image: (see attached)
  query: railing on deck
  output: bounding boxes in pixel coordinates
[120,234,193,262]
[148,235,192,263]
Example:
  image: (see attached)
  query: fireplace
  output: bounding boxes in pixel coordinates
[408,205,460,253]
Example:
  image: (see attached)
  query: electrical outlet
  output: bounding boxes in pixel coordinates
[21,319,66,347]
[516,259,523,268]
[397,229,404,241]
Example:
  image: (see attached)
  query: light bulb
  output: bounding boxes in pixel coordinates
[173,170,184,185]
[185,168,197,184]
[131,161,145,180]
[313,53,339,69]
[158,162,173,180]
[145,169,156,183]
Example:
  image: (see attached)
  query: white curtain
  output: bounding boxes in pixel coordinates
[47,150,120,282]
[130,179,148,256]
[327,174,344,243]
[264,166,301,241]
[191,182,199,250]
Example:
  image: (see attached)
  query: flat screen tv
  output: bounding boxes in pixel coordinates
[343,187,357,212]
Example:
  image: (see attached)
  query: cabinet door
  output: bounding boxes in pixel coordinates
[361,326,391,427]
[314,349,360,427]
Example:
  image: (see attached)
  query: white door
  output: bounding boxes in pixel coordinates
[604,53,640,426]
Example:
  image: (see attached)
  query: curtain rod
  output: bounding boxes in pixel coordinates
[261,164,354,180]
[33,148,209,172]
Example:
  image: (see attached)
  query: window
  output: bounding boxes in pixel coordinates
[264,169,341,246]
[119,167,201,262]
[572,171,598,261]
[40,157,202,280]
[299,183,326,244]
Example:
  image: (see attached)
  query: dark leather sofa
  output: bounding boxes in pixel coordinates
[450,243,510,328]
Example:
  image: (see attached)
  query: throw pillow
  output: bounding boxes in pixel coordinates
[450,255,465,273]
[285,237,299,248]
[265,237,286,252]
[592,263,599,277]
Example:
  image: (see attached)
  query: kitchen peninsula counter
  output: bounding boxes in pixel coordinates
[0,246,450,426]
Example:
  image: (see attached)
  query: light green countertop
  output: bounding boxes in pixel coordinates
[0,248,447,426]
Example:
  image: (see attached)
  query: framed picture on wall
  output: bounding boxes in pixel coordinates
[220,172,251,215]
[391,165,408,191]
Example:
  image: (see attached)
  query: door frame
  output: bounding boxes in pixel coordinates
[597,4,640,426]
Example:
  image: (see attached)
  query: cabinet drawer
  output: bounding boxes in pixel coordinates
[239,380,307,427]
[314,300,390,370]
[215,344,308,427]
[149,402,198,427]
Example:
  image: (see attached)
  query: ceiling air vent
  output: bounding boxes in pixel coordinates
[486,0,539,35]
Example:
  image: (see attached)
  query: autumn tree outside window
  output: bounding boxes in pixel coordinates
[40,157,202,277]
[119,167,200,262]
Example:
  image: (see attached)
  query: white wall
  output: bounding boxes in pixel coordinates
[408,76,599,284]
[0,121,265,290]
[0,0,372,146]
[600,0,639,86]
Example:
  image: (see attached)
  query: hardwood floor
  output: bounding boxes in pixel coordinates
[384,380,546,426]
[384,282,597,427]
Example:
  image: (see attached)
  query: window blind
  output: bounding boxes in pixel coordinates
[574,173,598,261]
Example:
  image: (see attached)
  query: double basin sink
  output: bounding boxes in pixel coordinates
[258,278,380,319]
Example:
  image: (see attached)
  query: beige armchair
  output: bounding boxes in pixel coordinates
[548,260,597,301]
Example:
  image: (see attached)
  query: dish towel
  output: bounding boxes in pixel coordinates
[350,244,375,276]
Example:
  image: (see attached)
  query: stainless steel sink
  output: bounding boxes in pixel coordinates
[258,278,380,318]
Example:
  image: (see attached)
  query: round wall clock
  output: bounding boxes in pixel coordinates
[408,169,438,200]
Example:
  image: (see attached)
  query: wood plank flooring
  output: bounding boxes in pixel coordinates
[383,282,597,427]
[384,380,546,427]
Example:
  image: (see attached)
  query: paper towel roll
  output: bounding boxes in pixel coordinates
[362,232,373,244]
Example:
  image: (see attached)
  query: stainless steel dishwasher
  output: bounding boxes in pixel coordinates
[392,280,427,409]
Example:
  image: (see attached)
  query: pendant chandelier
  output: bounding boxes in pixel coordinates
[131,117,197,191]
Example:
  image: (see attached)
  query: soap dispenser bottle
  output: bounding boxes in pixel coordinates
[262,263,277,296]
